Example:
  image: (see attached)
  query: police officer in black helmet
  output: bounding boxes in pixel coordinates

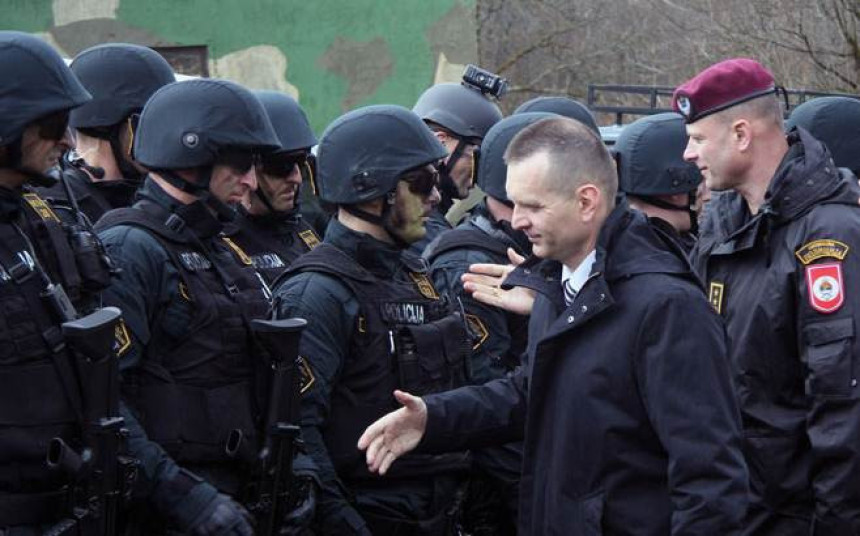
[425,112,555,384]
[615,112,703,251]
[227,91,322,286]
[0,31,123,534]
[38,43,175,223]
[409,75,503,255]
[95,79,283,535]
[271,105,473,535]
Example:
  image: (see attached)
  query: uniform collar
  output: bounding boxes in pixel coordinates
[137,176,225,239]
[325,217,410,277]
[237,205,300,236]
[715,127,852,235]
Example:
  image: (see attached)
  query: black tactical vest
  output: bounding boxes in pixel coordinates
[425,216,530,375]
[285,244,471,479]
[0,191,112,523]
[97,200,271,472]
[227,212,320,287]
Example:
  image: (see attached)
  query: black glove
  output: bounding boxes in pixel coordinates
[189,492,255,536]
[160,471,254,536]
[278,478,318,535]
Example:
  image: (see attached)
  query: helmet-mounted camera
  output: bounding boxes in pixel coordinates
[462,64,508,100]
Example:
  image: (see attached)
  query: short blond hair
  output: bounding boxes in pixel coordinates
[504,116,617,202]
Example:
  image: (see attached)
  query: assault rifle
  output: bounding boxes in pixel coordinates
[242,317,307,535]
[45,306,137,536]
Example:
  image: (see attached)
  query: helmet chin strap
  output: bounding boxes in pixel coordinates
[253,179,301,219]
[78,121,145,185]
[436,138,468,213]
[158,167,236,221]
[158,168,209,195]
[341,191,411,249]
[636,192,698,235]
[107,124,145,185]
[254,181,277,214]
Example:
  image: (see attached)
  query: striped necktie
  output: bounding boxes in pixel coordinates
[563,278,577,306]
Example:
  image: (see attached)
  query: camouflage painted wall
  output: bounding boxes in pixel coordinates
[2,0,478,132]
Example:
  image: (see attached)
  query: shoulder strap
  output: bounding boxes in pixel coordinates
[95,203,189,244]
[284,243,376,283]
[425,227,508,263]
[296,221,322,251]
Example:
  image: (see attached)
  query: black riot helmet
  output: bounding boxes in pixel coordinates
[253,90,319,213]
[0,31,91,146]
[787,96,860,174]
[615,113,701,197]
[69,43,175,129]
[68,43,175,186]
[477,112,557,205]
[513,96,600,137]
[317,104,448,205]
[0,31,90,184]
[135,79,280,171]
[414,79,503,203]
[615,112,702,231]
[413,83,503,140]
[134,79,279,202]
[254,90,317,153]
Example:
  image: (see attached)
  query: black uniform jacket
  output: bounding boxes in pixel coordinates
[420,205,750,535]
[693,127,860,534]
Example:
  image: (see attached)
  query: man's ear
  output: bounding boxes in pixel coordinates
[732,119,752,152]
[577,183,602,223]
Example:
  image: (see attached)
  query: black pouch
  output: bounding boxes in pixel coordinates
[396,314,469,396]
[66,225,112,292]
[804,317,855,398]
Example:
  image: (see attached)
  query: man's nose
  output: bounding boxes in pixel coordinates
[59,127,75,151]
[683,140,697,162]
[511,204,526,230]
[427,185,441,207]
[242,166,258,191]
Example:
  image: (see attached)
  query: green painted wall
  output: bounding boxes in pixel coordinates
[2,0,477,133]
[2,0,53,31]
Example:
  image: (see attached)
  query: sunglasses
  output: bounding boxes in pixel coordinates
[401,167,440,196]
[258,151,308,178]
[35,110,71,141]
[215,148,260,174]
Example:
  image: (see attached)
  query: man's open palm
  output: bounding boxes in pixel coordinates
[357,390,427,475]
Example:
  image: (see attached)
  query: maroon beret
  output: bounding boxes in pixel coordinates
[673,58,776,123]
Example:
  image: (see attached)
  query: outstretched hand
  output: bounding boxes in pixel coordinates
[462,248,535,315]
[357,390,427,475]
